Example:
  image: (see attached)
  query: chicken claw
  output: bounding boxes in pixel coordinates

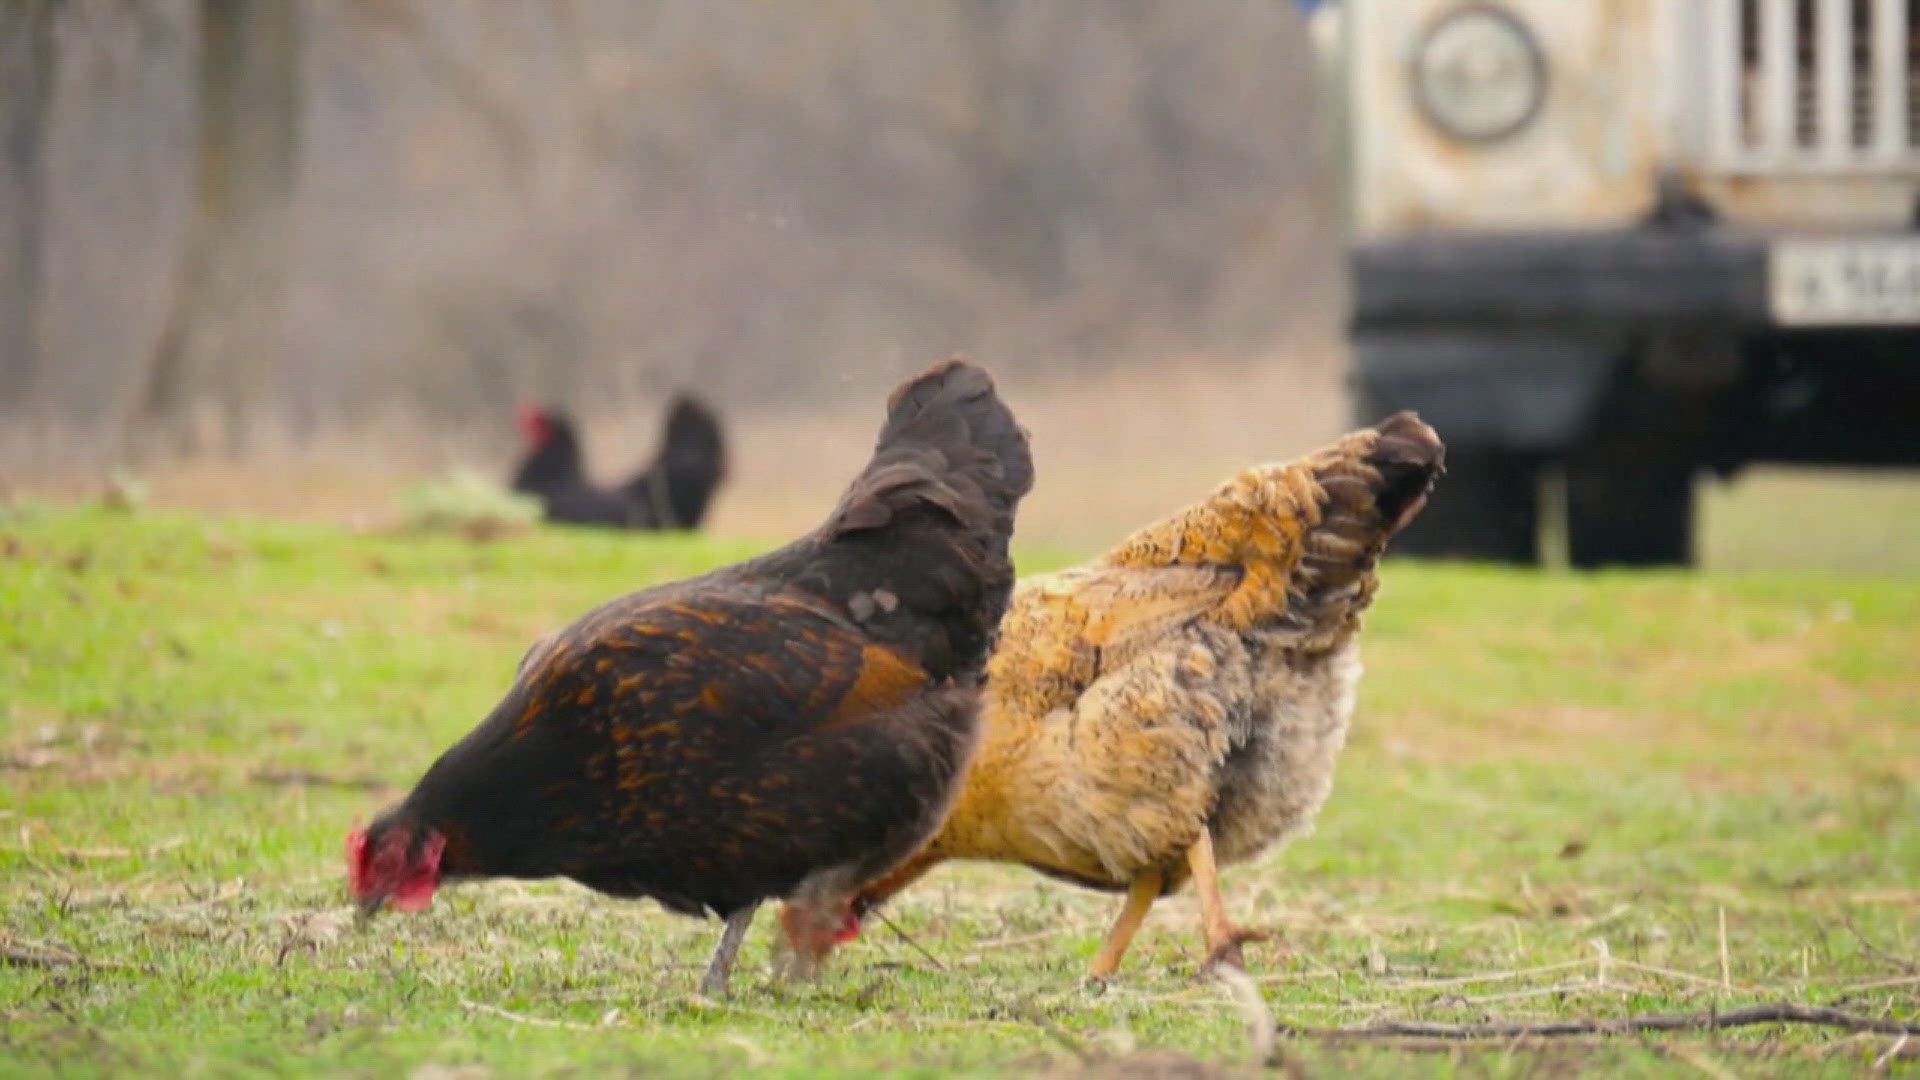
[1202,926,1273,974]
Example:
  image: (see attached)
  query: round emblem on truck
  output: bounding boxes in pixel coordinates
[1410,3,1547,144]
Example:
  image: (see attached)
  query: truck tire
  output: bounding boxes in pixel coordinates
[1391,448,1540,564]
[1564,458,1694,568]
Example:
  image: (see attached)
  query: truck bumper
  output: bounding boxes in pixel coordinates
[1348,228,1920,466]
[1351,230,1769,326]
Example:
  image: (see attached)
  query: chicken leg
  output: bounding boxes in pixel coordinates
[698,902,760,997]
[1186,829,1268,971]
[1088,869,1163,980]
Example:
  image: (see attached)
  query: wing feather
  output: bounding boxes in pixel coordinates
[988,564,1239,715]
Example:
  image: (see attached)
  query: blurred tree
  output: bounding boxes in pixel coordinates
[0,1,57,414]
[126,0,300,453]
[11,0,1327,454]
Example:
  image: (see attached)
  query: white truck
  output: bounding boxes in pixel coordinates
[1321,0,1920,565]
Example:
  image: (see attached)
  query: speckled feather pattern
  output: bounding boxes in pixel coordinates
[888,412,1443,898]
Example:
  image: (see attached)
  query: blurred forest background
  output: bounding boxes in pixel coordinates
[0,0,1343,546]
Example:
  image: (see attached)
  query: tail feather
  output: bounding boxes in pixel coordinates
[620,394,728,528]
[1287,411,1444,631]
[825,358,1034,542]
[1098,410,1442,636]
[1364,411,1447,537]
[660,396,726,469]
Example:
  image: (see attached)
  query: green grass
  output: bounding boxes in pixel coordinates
[2,502,1916,1077]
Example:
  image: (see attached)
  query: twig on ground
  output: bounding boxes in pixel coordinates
[165,877,247,912]
[0,935,138,971]
[1159,995,1371,1019]
[1372,959,1593,992]
[1311,954,1752,997]
[1835,974,1920,994]
[1843,911,1920,976]
[1873,1033,1911,1070]
[858,1014,1079,1039]
[1250,966,1345,987]
[1006,1001,1091,1063]
[1728,903,1743,991]
[1,940,82,969]
[1278,1003,1920,1042]
[1444,980,1633,1009]
[868,907,947,972]
[1799,1030,1880,1062]
[1611,957,1754,993]
[969,926,1083,953]
[1,837,183,860]
[459,998,605,1031]
[249,769,390,792]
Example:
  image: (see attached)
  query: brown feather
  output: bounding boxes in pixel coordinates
[858,413,1444,920]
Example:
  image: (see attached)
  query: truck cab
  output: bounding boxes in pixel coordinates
[1325,0,1920,565]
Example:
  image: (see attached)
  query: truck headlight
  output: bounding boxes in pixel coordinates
[1411,4,1546,144]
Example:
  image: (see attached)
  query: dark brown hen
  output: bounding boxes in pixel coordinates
[348,359,1033,994]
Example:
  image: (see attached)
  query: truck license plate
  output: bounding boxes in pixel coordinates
[1770,238,1920,326]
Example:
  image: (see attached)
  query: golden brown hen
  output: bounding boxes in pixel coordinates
[835,412,1443,978]
[346,359,1033,996]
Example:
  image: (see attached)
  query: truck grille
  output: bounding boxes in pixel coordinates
[1709,0,1920,171]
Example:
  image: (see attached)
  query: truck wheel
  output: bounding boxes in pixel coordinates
[1564,459,1694,568]
[1390,448,1539,564]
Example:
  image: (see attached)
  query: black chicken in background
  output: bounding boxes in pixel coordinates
[511,396,727,529]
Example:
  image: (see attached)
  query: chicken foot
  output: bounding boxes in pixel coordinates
[1088,869,1164,980]
[1186,829,1269,972]
[698,902,761,997]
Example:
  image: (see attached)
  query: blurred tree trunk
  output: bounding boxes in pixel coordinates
[127,0,300,455]
[0,1,57,415]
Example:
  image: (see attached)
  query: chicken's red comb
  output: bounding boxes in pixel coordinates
[516,404,547,446]
[390,832,445,912]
